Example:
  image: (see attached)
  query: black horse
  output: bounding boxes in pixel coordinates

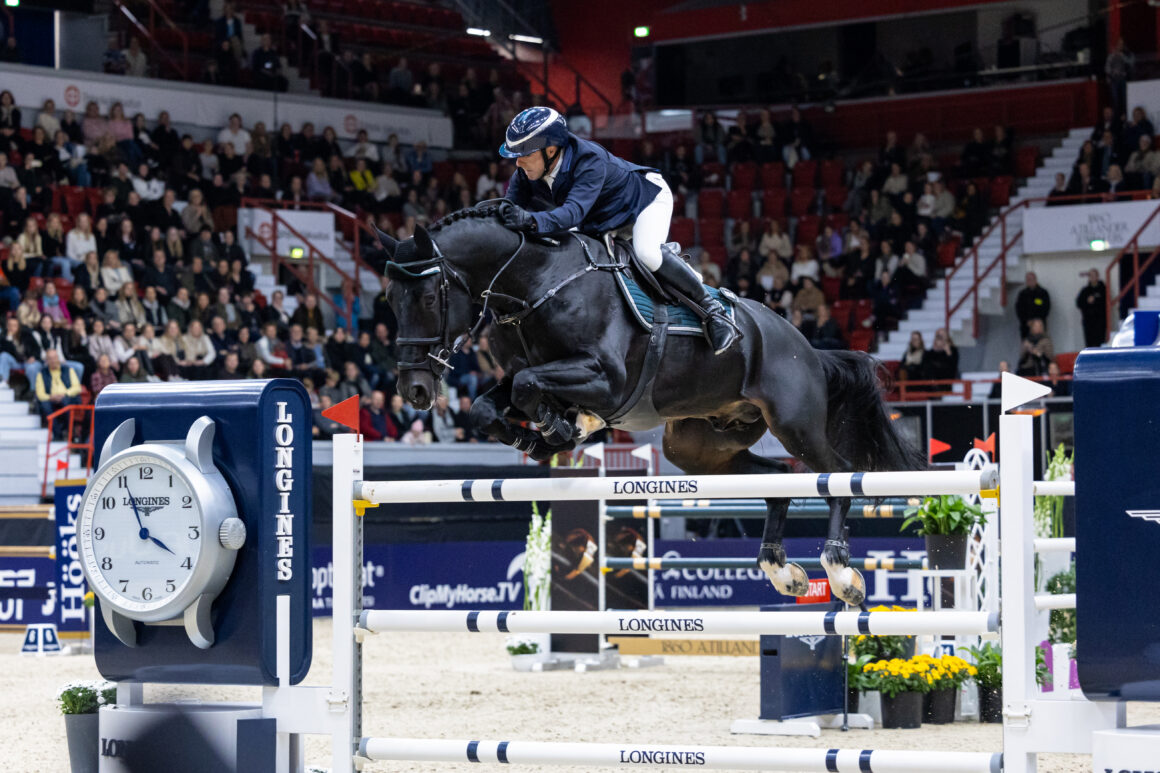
[377,205,925,606]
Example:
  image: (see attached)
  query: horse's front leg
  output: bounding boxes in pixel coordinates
[757,497,810,597]
[820,497,865,607]
[469,378,574,461]
[510,354,618,446]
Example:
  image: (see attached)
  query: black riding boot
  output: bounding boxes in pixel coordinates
[654,247,738,354]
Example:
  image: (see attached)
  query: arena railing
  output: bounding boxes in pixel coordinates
[111,0,189,80]
[1104,203,1160,333]
[40,404,94,499]
[945,190,1152,340]
[890,374,1070,403]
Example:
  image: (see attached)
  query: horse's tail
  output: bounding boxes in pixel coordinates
[817,350,928,472]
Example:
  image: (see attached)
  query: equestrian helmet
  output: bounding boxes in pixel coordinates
[498,106,569,158]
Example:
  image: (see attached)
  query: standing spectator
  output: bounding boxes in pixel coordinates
[1075,268,1108,347]
[1105,39,1133,119]
[102,35,127,74]
[780,107,813,168]
[388,57,413,102]
[1015,271,1051,338]
[924,328,959,389]
[251,34,287,92]
[898,332,927,381]
[215,2,244,62]
[0,36,20,64]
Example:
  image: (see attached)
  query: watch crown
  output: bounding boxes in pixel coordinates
[219,518,247,550]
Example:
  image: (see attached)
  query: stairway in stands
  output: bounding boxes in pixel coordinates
[0,386,84,505]
[876,127,1090,362]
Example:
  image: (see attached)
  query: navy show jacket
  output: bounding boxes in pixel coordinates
[505,133,660,235]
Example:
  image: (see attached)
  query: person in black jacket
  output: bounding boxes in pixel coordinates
[0,316,40,387]
[1075,268,1108,347]
[1015,271,1051,338]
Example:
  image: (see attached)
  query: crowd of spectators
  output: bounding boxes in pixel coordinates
[1046,104,1160,204]
[0,93,525,443]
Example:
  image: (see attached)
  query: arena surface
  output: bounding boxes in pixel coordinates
[6,618,1154,772]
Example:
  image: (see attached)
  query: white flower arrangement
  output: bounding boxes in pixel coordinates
[505,636,541,656]
[57,680,117,715]
[523,501,551,613]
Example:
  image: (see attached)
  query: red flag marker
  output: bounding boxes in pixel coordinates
[56,459,69,472]
[973,433,995,456]
[929,437,951,458]
[323,395,360,433]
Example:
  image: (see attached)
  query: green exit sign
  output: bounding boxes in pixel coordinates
[4,0,19,8]
[634,25,650,38]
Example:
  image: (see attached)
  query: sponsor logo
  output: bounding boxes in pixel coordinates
[409,582,522,609]
[64,85,80,108]
[617,617,704,632]
[790,634,826,651]
[124,496,168,508]
[1127,510,1160,525]
[55,488,88,628]
[343,114,359,133]
[611,480,698,495]
[619,749,706,765]
[100,738,133,758]
[273,402,296,581]
[258,221,273,241]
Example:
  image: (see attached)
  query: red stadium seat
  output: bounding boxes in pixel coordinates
[831,301,852,331]
[668,217,695,249]
[852,299,873,325]
[761,189,787,218]
[790,187,816,217]
[1015,146,1040,179]
[937,240,959,269]
[823,186,848,211]
[820,159,845,188]
[826,212,849,230]
[698,188,725,218]
[698,217,725,249]
[795,214,820,245]
[848,329,875,352]
[990,176,1012,208]
[760,162,786,189]
[726,189,753,220]
[791,159,817,189]
[701,162,726,187]
[731,162,757,191]
[62,187,88,217]
[822,276,841,302]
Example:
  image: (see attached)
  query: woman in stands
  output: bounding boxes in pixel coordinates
[899,332,927,382]
[498,106,736,353]
[0,90,20,153]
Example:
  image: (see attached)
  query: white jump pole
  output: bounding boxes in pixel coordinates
[358,738,1001,772]
[357,469,997,504]
[359,609,997,637]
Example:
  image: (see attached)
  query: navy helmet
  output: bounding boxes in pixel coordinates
[498,106,569,158]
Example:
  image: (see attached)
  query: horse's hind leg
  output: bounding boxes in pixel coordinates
[662,418,809,597]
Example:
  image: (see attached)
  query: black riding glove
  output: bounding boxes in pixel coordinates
[501,203,537,232]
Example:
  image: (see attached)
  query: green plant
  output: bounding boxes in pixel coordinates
[505,637,540,656]
[962,642,1002,690]
[1045,562,1076,646]
[912,654,978,691]
[902,495,986,536]
[1033,445,1073,540]
[847,653,875,692]
[57,681,116,715]
[1035,645,1051,688]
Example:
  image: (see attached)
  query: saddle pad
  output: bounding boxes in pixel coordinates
[613,271,736,336]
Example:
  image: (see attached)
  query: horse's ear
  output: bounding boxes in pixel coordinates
[374,225,397,258]
[413,225,434,258]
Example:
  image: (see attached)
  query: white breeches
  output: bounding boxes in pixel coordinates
[632,171,673,271]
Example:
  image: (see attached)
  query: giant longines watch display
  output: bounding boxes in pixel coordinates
[78,416,246,649]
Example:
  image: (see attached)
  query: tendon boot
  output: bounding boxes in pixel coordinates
[654,246,738,354]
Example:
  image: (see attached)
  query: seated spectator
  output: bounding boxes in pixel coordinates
[728,219,756,258]
[34,350,81,436]
[791,276,824,315]
[899,332,926,381]
[427,394,458,442]
[1095,129,1120,179]
[758,220,792,263]
[4,243,33,298]
[102,35,127,75]
[780,107,812,167]
[694,112,726,166]
[1068,162,1106,200]
[881,163,909,198]
[39,280,70,327]
[988,125,1013,175]
[360,390,399,442]
[454,395,478,442]
[924,328,959,389]
[961,127,989,177]
[790,245,820,288]
[180,319,216,379]
[893,240,928,295]
[123,37,147,78]
[763,275,794,317]
[870,269,901,331]
[951,182,987,243]
[724,249,758,292]
[401,417,432,446]
[0,316,38,387]
[216,350,244,380]
[1125,134,1160,190]
[1046,173,1071,206]
[1123,106,1155,156]
[868,189,894,232]
[988,360,1009,399]
[816,225,844,277]
[1016,318,1054,377]
[89,353,118,396]
[811,304,845,350]
[1105,164,1129,199]
[1045,361,1070,398]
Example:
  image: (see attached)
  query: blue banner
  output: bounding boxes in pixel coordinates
[312,540,527,614]
[654,538,928,607]
[0,554,59,629]
[54,480,92,635]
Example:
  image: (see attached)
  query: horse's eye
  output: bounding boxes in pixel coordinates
[422,293,437,309]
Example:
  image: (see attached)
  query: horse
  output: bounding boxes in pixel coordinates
[375,205,926,606]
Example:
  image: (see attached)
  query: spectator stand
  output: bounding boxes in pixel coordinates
[110,0,190,80]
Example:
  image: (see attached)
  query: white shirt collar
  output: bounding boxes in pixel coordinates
[542,148,565,189]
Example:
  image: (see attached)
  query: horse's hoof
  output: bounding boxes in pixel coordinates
[574,411,606,442]
[828,566,867,607]
[758,557,810,596]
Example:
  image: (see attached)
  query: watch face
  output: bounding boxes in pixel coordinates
[80,453,202,616]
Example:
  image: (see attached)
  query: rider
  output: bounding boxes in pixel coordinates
[497,106,737,354]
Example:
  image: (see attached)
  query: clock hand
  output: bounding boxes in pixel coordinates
[125,486,146,537]
[147,534,176,555]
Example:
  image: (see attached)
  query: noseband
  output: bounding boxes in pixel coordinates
[392,240,471,379]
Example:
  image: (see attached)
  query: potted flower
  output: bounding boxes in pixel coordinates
[59,680,116,773]
[846,653,875,712]
[506,636,545,671]
[916,654,976,724]
[963,642,1002,722]
[859,656,930,728]
[850,605,918,722]
[902,495,986,569]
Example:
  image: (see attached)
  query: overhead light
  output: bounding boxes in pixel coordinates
[466,27,491,37]
[634,25,650,38]
[509,34,543,45]
[1090,239,1109,251]
[289,246,305,260]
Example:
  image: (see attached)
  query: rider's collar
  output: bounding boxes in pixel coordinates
[542,144,569,190]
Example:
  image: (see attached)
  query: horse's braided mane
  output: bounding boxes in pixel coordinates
[426,203,504,234]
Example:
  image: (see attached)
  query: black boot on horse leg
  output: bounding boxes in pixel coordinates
[468,379,575,460]
[820,502,866,607]
[509,355,619,446]
[756,497,810,596]
[654,245,738,355]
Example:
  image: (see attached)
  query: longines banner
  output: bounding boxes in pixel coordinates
[0,63,453,146]
[1022,199,1160,254]
[238,208,336,260]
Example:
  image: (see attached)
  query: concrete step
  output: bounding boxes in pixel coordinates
[0,401,32,415]
[0,429,48,442]
[0,414,42,430]
[0,387,14,403]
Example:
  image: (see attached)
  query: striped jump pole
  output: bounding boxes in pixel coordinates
[606,502,908,519]
[358,609,997,637]
[604,556,928,571]
[356,468,997,504]
[357,738,1001,773]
